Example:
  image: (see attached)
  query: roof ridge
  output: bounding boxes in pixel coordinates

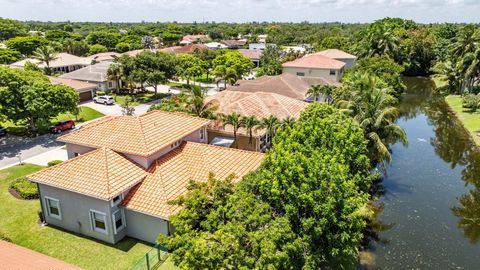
[136,116,150,153]
[272,93,291,117]
[103,148,112,197]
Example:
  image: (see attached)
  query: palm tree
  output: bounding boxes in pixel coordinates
[186,86,218,118]
[107,63,122,94]
[32,45,58,74]
[240,116,259,144]
[450,25,479,58]
[306,84,336,103]
[342,74,407,169]
[280,117,296,129]
[222,113,243,148]
[258,115,280,145]
[213,65,238,89]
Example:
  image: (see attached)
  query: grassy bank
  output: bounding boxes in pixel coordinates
[445,95,480,145]
[0,164,153,270]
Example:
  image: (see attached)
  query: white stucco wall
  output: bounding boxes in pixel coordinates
[65,143,96,159]
[282,67,343,81]
[125,210,170,243]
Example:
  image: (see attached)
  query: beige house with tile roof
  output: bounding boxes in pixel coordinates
[10,52,90,73]
[316,49,357,69]
[206,90,309,152]
[28,110,263,244]
[48,76,97,102]
[282,53,346,81]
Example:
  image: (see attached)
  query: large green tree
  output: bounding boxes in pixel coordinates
[5,35,48,55]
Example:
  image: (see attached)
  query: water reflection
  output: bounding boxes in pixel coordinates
[367,77,480,267]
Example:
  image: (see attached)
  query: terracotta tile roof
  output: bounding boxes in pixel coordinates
[48,76,97,92]
[28,148,147,201]
[221,39,247,47]
[122,142,264,219]
[207,91,308,120]
[227,73,339,100]
[58,111,211,157]
[0,240,82,270]
[238,49,263,60]
[316,49,357,60]
[282,54,345,69]
[160,44,209,54]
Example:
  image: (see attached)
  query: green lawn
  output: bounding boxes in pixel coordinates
[1,106,104,136]
[445,95,480,145]
[97,91,169,106]
[0,164,155,270]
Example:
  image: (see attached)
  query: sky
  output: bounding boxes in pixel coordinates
[1,0,480,23]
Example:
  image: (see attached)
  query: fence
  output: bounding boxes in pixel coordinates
[130,244,169,270]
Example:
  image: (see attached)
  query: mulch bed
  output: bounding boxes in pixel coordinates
[8,188,25,200]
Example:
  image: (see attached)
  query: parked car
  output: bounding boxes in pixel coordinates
[49,120,75,134]
[0,126,6,136]
[93,95,115,105]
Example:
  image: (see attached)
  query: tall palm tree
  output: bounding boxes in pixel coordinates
[107,63,122,94]
[258,115,280,145]
[280,117,296,129]
[306,84,336,103]
[213,65,238,89]
[222,113,243,148]
[342,74,407,169]
[240,116,259,144]
[186,86,218,118]
[32,45,58,74]
[450,25,479,58]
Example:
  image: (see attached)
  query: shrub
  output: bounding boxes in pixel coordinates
[10,177,38,200]
[47,160,63,167]
[462,94,480,111]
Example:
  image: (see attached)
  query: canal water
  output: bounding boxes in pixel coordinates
[366,77,480,269]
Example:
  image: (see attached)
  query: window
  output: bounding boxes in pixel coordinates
[111,194,122,207]
[90,210,107,234]
[330,69,336,75]
[74,152,79,157]
[45,197,61,220]
[108,82,113,88]
[200,129,205,140]
[112,209,126,234]
[296,72,305,76]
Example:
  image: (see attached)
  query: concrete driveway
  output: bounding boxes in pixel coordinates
[82,99,162,116]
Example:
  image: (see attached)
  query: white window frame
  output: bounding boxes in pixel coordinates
[89,209,108,235]
[45,196,62,220]
[110,194,123,207]
[112,209,126,234]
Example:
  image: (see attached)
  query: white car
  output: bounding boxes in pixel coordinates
[93,95,115,105]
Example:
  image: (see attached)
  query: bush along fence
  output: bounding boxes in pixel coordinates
[130,244,169,270]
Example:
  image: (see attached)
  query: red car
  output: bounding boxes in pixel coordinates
[49,120,75,133]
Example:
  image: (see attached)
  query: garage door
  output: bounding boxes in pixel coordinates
[79,91,93,102]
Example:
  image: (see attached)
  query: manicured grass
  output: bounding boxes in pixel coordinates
[1,106,104,136]
[445,95,480,145]
[98,91,168,106]
[0,164,154,270]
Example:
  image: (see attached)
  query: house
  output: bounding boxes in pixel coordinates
[59,62,118,91]
[180,34,209,45]
[159,44,208,54]
[221,39,247,49]
[204,42,228,50]
[238,49,263,67]
[248,43,266,50]
[315,49,357,69]
[10,53,90,73]
[282,53,346,81]
[48,76,97,102]
[257,34,268,43]
[87,52,120,63]
[206,91,309,152]
[227,73,339,102]
[27,111,264,244]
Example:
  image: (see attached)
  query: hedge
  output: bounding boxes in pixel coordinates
[10,177,38,200]
[47,160,63,167]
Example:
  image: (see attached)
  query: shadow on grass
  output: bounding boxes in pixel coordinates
[44,223,153,252]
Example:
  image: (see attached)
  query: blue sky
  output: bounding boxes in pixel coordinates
[1,0,479,23]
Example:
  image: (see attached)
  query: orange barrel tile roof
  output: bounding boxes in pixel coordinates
[0,240,82,270]
[282,53,346,69]
[122,142,264,219]
[27,148,147,200]
[58,111,211,157]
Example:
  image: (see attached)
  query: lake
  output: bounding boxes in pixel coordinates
[365,77,480,269]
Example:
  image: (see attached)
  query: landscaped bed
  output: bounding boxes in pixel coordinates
[445,95,480,145]
[97,91,170,106]
[0,164,154,270]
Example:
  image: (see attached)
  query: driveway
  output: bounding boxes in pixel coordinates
[82,99,162,116]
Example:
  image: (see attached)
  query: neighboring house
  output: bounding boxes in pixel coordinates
[248,43,266,50]
[282,53,346,81]
[10,52,90,73]
[238,49,263,67]
[315,49,357,69]
[204,42,228,50]
[258,34,268,43]
[221,39,247,49]
[87,52,120,63]
[27,111,264,244]
[159,44,208,54]
[283,46,307,53]
[227,73,340,102]
[180,34,209,45]
[48,76,97,102]
[206,90,309,152]
[59,62,117,91]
